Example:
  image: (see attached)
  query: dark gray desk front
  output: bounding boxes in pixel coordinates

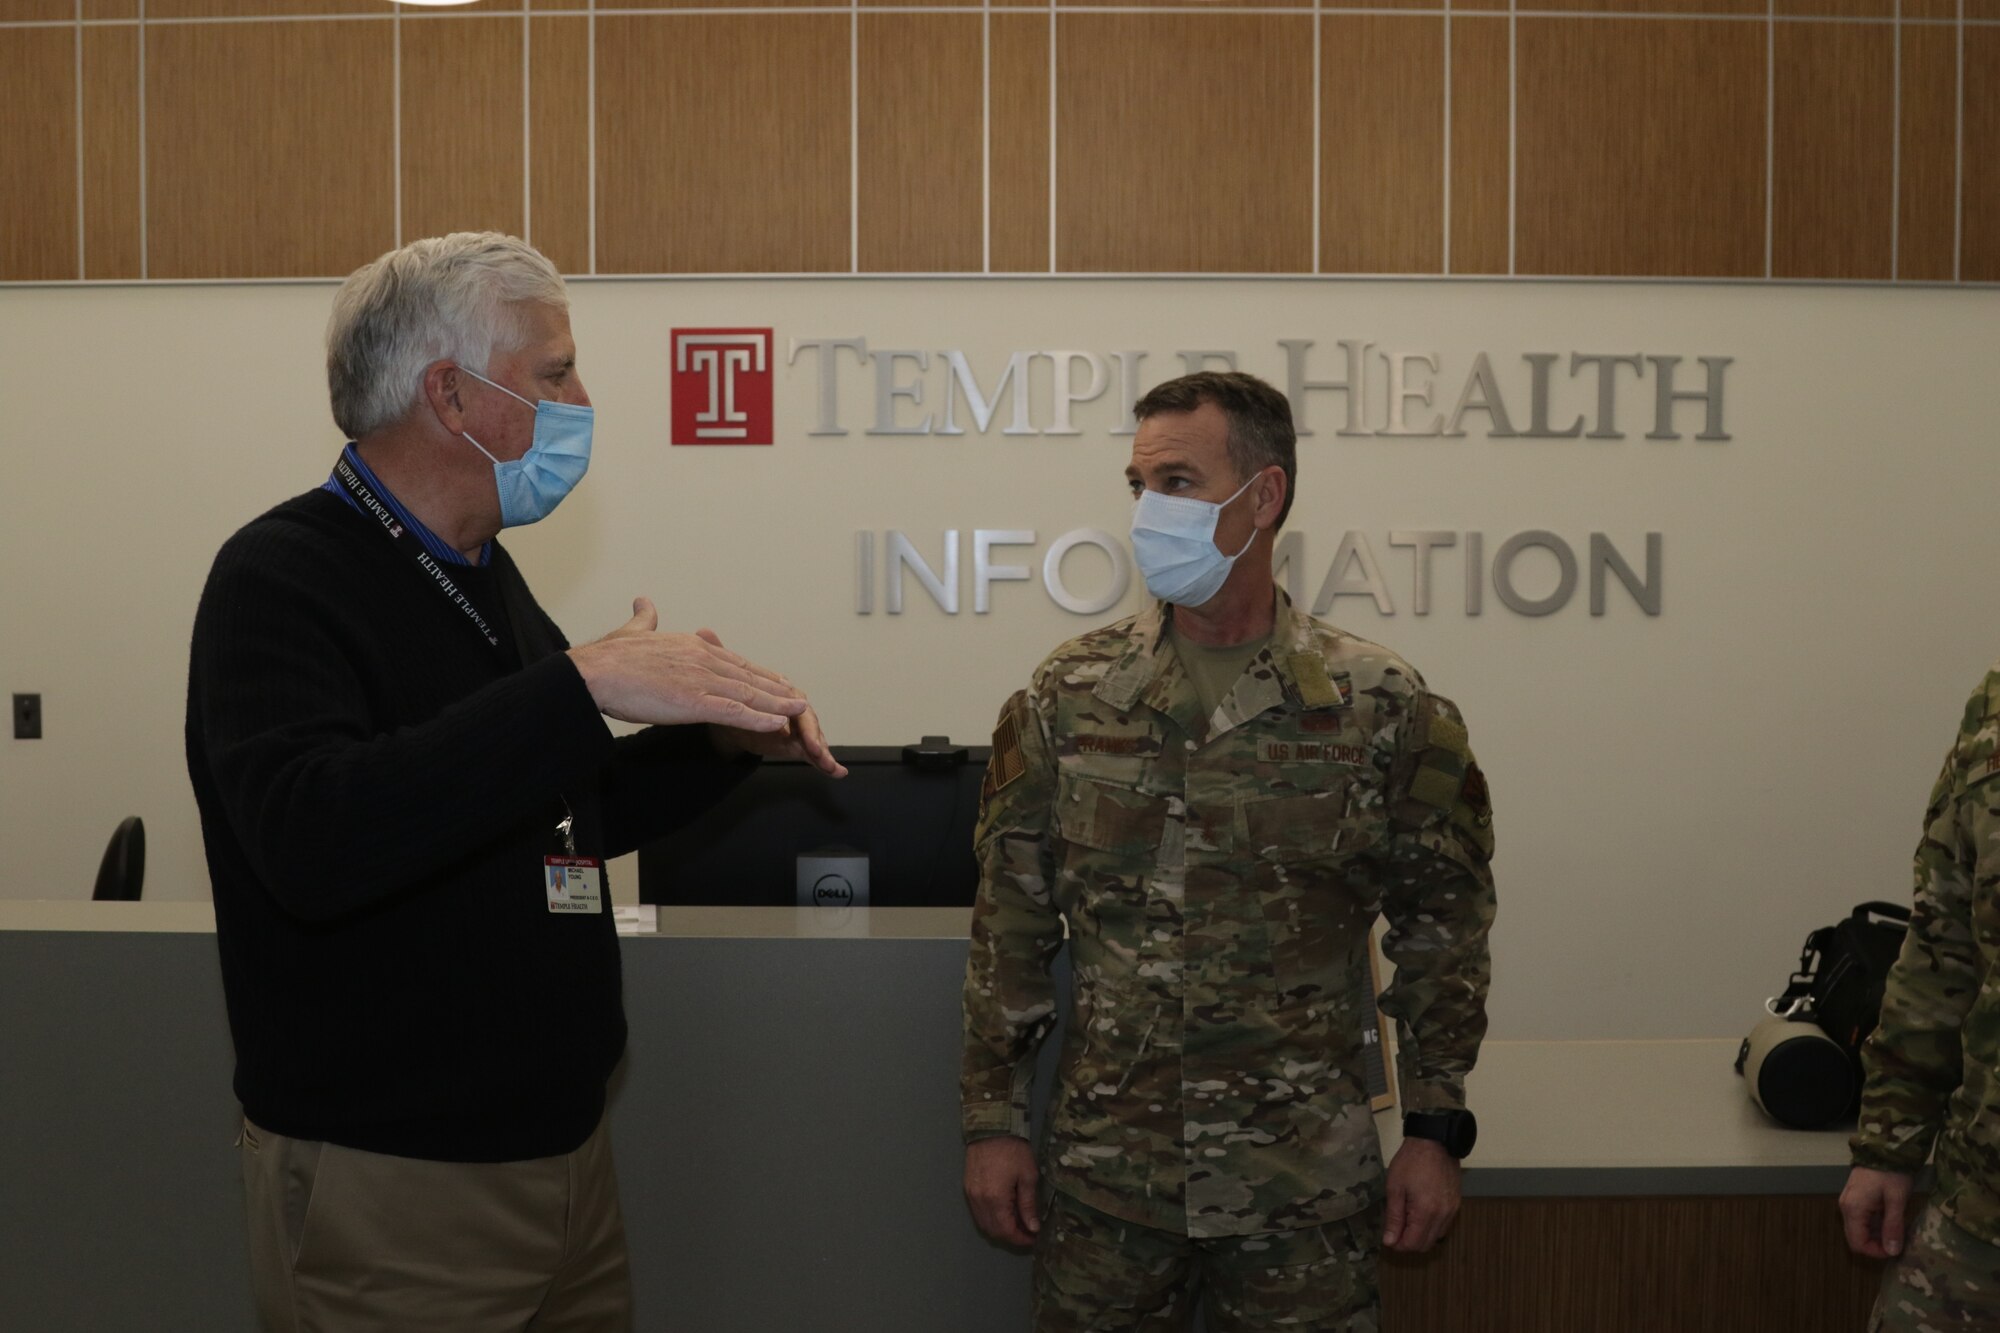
[0,921,1026,1333]
[0,908,1867,1332]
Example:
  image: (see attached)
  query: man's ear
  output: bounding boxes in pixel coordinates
[420,360,467,435]
[1255,466,1288,529]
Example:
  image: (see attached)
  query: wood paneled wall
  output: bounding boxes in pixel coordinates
[2,2,1997,282]
[1379,1194,1883,1332]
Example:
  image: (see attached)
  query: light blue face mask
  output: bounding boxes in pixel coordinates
[458,366,594,527]
[1129,472,1261,607]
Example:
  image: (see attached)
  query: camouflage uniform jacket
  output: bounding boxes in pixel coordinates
[1854,664,2000,1247]
[960,589,1497,1239]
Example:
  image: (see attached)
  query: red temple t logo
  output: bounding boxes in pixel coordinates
[672,329,774,445]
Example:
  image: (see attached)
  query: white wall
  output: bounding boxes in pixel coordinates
[2,277,1994,1044]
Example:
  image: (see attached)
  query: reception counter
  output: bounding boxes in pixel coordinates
[0,902,1881,1331]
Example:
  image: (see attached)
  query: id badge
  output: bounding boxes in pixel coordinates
[544,856,605,914]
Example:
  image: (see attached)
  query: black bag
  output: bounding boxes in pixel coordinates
[1772,901,1912,1067]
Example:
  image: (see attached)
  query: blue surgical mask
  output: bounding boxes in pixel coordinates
[1129,472,1261,607]
[458,366,594,527]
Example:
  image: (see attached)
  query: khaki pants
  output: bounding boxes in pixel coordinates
[1033,1191,1381,1333]
[239,1114,632,1333]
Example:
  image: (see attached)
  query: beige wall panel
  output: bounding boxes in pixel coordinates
[0,28,77,282]
[1056,14,1312,273]
[857,14,983,273]
[1772,23,1892,279]
[595,16,849,274]
[1449,15,1509,275]
[401,16,524,245]
[528,15,589,275]
[1898,23,1959,281]
[1321,14,1442,275]
[1967,28,2000,281]
[1517,19,1765,278]
[82,24,142,281]
[0,0,70,18]
[146,21,394,280]
[1527,0,1763,14]
[989,14,1049,273]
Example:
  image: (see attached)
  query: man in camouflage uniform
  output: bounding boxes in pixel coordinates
[1844,668,2000,1329]
[960,371,1497,1331]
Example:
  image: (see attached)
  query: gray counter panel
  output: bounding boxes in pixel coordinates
[0,932,252,1332]
[0,930,1035,1333]
[0,927,1850,1331]
[613,938,1030,1331]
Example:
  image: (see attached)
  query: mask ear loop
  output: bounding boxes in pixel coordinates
[454,364,527,466]
[458,364,536,409]
[1220,470,1265,559]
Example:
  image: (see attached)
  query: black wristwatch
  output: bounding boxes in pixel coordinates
[1402,1109,1478,1160]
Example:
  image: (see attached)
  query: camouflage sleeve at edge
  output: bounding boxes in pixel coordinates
[959,678,1063,1142]
[1378,688,1497,1113]
[1852,680,1988,1173]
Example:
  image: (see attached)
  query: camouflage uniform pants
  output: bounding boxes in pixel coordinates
[1032,1190,1381,1333]
[1869,1202,2000,1331]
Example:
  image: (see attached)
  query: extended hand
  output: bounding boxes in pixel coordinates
[1383,1137,1461,1253]
[1840,1166,1915,1259]
[964,1136,1041,1247]
[567,598,811,734]
[696,629,845,778]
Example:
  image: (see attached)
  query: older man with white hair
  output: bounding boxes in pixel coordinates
[185,232,841,1332]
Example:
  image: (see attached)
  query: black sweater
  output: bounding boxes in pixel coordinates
[185,488,750,1161]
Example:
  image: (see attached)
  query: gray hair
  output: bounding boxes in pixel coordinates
[325,232,568,439]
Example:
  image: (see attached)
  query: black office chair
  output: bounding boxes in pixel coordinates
[92,816,145,901]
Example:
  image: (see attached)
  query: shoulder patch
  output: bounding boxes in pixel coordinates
[1427,713,1469,760]
[1408,766,1461,811]
[984,703,1028,799]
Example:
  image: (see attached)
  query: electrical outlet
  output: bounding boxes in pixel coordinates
[13,694,41,740]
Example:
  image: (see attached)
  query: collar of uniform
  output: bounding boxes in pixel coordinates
[1202,589,1333,737]
[1094,588,1327,712]
[1091,587,1335,741]
[1092,599,1172,714]
[1262,588,1344,710]
[1091,603,1211,743]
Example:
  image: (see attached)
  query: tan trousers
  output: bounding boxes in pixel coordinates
[239,1114,632,1333]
